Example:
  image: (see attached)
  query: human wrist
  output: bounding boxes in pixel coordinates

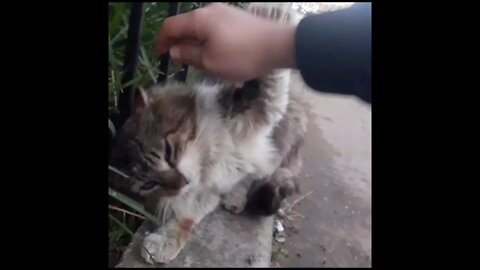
[263,23,297,71]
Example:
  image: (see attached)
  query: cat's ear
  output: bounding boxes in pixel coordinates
[132,87,148,113]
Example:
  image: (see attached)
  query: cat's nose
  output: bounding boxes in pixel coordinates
[173,170,189,188]
[179,173,189,185]
[182,174,190,185]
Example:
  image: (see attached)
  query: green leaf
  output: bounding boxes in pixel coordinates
[140,46,157,84]
[109,213,134,236]
[109,3,129,37]
[108,187,162,227]
[108,37,120,71]
[111,24,128,45]
[121,75,143,89]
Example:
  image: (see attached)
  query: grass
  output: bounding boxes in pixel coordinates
[108,2,248,266]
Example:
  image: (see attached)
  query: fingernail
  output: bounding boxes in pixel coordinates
[170,47,179,59]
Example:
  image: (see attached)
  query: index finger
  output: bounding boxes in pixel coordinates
[155,11,205,55]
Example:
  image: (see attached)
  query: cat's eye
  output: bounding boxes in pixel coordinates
[149,151,161,159]
[164,139,172,161]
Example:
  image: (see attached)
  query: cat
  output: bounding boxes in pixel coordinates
[108,3,307,265]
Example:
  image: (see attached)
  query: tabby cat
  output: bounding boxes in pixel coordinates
[109,3,307,264]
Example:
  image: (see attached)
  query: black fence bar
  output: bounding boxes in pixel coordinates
[118,2,145,125]
[157,54,171,83]
[175,64,189,81]
[157,2,181,83]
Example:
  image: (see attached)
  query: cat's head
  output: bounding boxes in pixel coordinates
[109,84,197,198]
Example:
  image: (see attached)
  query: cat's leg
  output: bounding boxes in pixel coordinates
[222,4,296,138]
[222,71,291,139]
[141,189,220,264]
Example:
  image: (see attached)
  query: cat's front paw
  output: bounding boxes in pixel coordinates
[141,232,183,265]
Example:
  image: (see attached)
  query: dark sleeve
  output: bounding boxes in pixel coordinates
[295,3,371,104]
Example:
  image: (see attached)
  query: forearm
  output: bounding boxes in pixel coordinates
[295,3,372,103]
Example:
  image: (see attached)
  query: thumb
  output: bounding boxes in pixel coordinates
[169,44,204,68]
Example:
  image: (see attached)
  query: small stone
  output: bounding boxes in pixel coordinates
[275,220,285,232]
[296,253,301,258]
[275,234,286,243]
[247,255,255,265]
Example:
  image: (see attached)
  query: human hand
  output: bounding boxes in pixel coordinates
[156,3,296,82]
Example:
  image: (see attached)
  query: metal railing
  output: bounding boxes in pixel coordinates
[117,2,145,125]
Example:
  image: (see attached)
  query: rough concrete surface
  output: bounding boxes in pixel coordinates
[117,209,273,268]
[271,73,371,267]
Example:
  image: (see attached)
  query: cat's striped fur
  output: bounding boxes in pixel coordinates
[108,3,306,264]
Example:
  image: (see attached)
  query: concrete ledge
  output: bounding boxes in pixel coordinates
[117,208,273,267]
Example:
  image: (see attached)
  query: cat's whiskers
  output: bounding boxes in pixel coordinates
[162,200,171,225]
